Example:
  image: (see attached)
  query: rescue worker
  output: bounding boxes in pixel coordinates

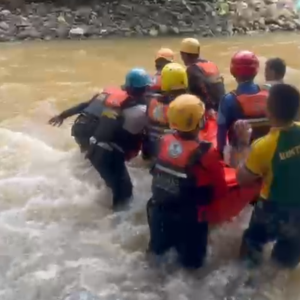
[142,62,188,160]
[49,92,100,153]
[217,50,270,156]
[150,48,175,93]
[48,69,150,154]
[237,83,300,269]
[180,38,225,111]
[262,57,286,90]
[85,68,151,210]
[147,94,227,269]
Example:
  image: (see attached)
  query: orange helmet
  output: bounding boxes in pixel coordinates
[230,50,259,78]
[155,48,174,62]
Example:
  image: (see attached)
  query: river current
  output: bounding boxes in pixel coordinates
[1,34,300,300]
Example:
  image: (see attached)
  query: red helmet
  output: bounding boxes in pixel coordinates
[230,50,259,78]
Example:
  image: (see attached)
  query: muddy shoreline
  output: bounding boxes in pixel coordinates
[0,0,299,42]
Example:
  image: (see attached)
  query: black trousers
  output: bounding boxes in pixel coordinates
[88,146,133,210]
[147,199,208,269]
[71,116,98,152]
[240,201,300,269]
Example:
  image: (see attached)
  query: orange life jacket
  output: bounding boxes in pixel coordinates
[103,88,129,108]
[104,89,143,160]
[198,113,218,148]
[196,61,222,86]
[233,88,268,118]
[83,88,129,118]
[194,61,224,107]
[146,94,171,140]
[151,134,213,207]
[150,73,162,92]
[196,61,221,83]
[231,88,270,141]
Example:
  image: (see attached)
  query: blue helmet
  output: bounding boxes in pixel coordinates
[125,68,152,89]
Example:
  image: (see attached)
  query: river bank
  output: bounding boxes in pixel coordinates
[0,0,299,41]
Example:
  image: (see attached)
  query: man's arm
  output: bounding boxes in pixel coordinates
[187,64,206,97]
[217,95,230,154]
[60,101,91,119]
[236,138,267,185]
[48,94,99,126]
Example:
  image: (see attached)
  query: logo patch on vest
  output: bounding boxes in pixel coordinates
[168,141,183,158]
[101,110,118,119]
[153,104,164,122]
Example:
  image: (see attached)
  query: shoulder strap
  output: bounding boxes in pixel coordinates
[256,84,261,92]
[187,140,212,168]
[93,92,108,103]
[90,93,101,101]
[119,96,135,109]
[150,93,164,102]
[230,90,237,96]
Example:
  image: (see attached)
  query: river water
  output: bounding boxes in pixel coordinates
[1,33,300,300]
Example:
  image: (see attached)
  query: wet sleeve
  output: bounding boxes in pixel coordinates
[217,124,227,154]
[211,81,226,109]
[202,148,228,199]
[217,95,231,152]
[92,110,123,142]
[244,138,270,176]
[187,65,206,96]
[207,78,225,111]
[60,100,92,119]
[217,94,231,126]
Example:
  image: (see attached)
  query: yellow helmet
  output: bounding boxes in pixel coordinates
[167,94,205,132]
[155,48,174,62]
[161,63,188,92]
[180,38,200,55]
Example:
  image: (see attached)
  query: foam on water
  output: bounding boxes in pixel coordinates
[0,115,298,300]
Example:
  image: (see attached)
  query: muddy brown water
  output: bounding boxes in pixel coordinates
[1,33,300,300]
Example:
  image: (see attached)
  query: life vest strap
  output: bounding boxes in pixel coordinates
[93,141,124,153]
[187,141,212,167]
[154,140,212,177]
[239,117,269,127]
[155,163,188,178]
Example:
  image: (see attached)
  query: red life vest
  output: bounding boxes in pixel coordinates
[151,134,213,208]
[82,88,128,118]
[195,60,223,103]
[146,94,171,140]
[231,88,270,141]
[233,88,268,118]
[195,61,221,83]
[102,88,129,108]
